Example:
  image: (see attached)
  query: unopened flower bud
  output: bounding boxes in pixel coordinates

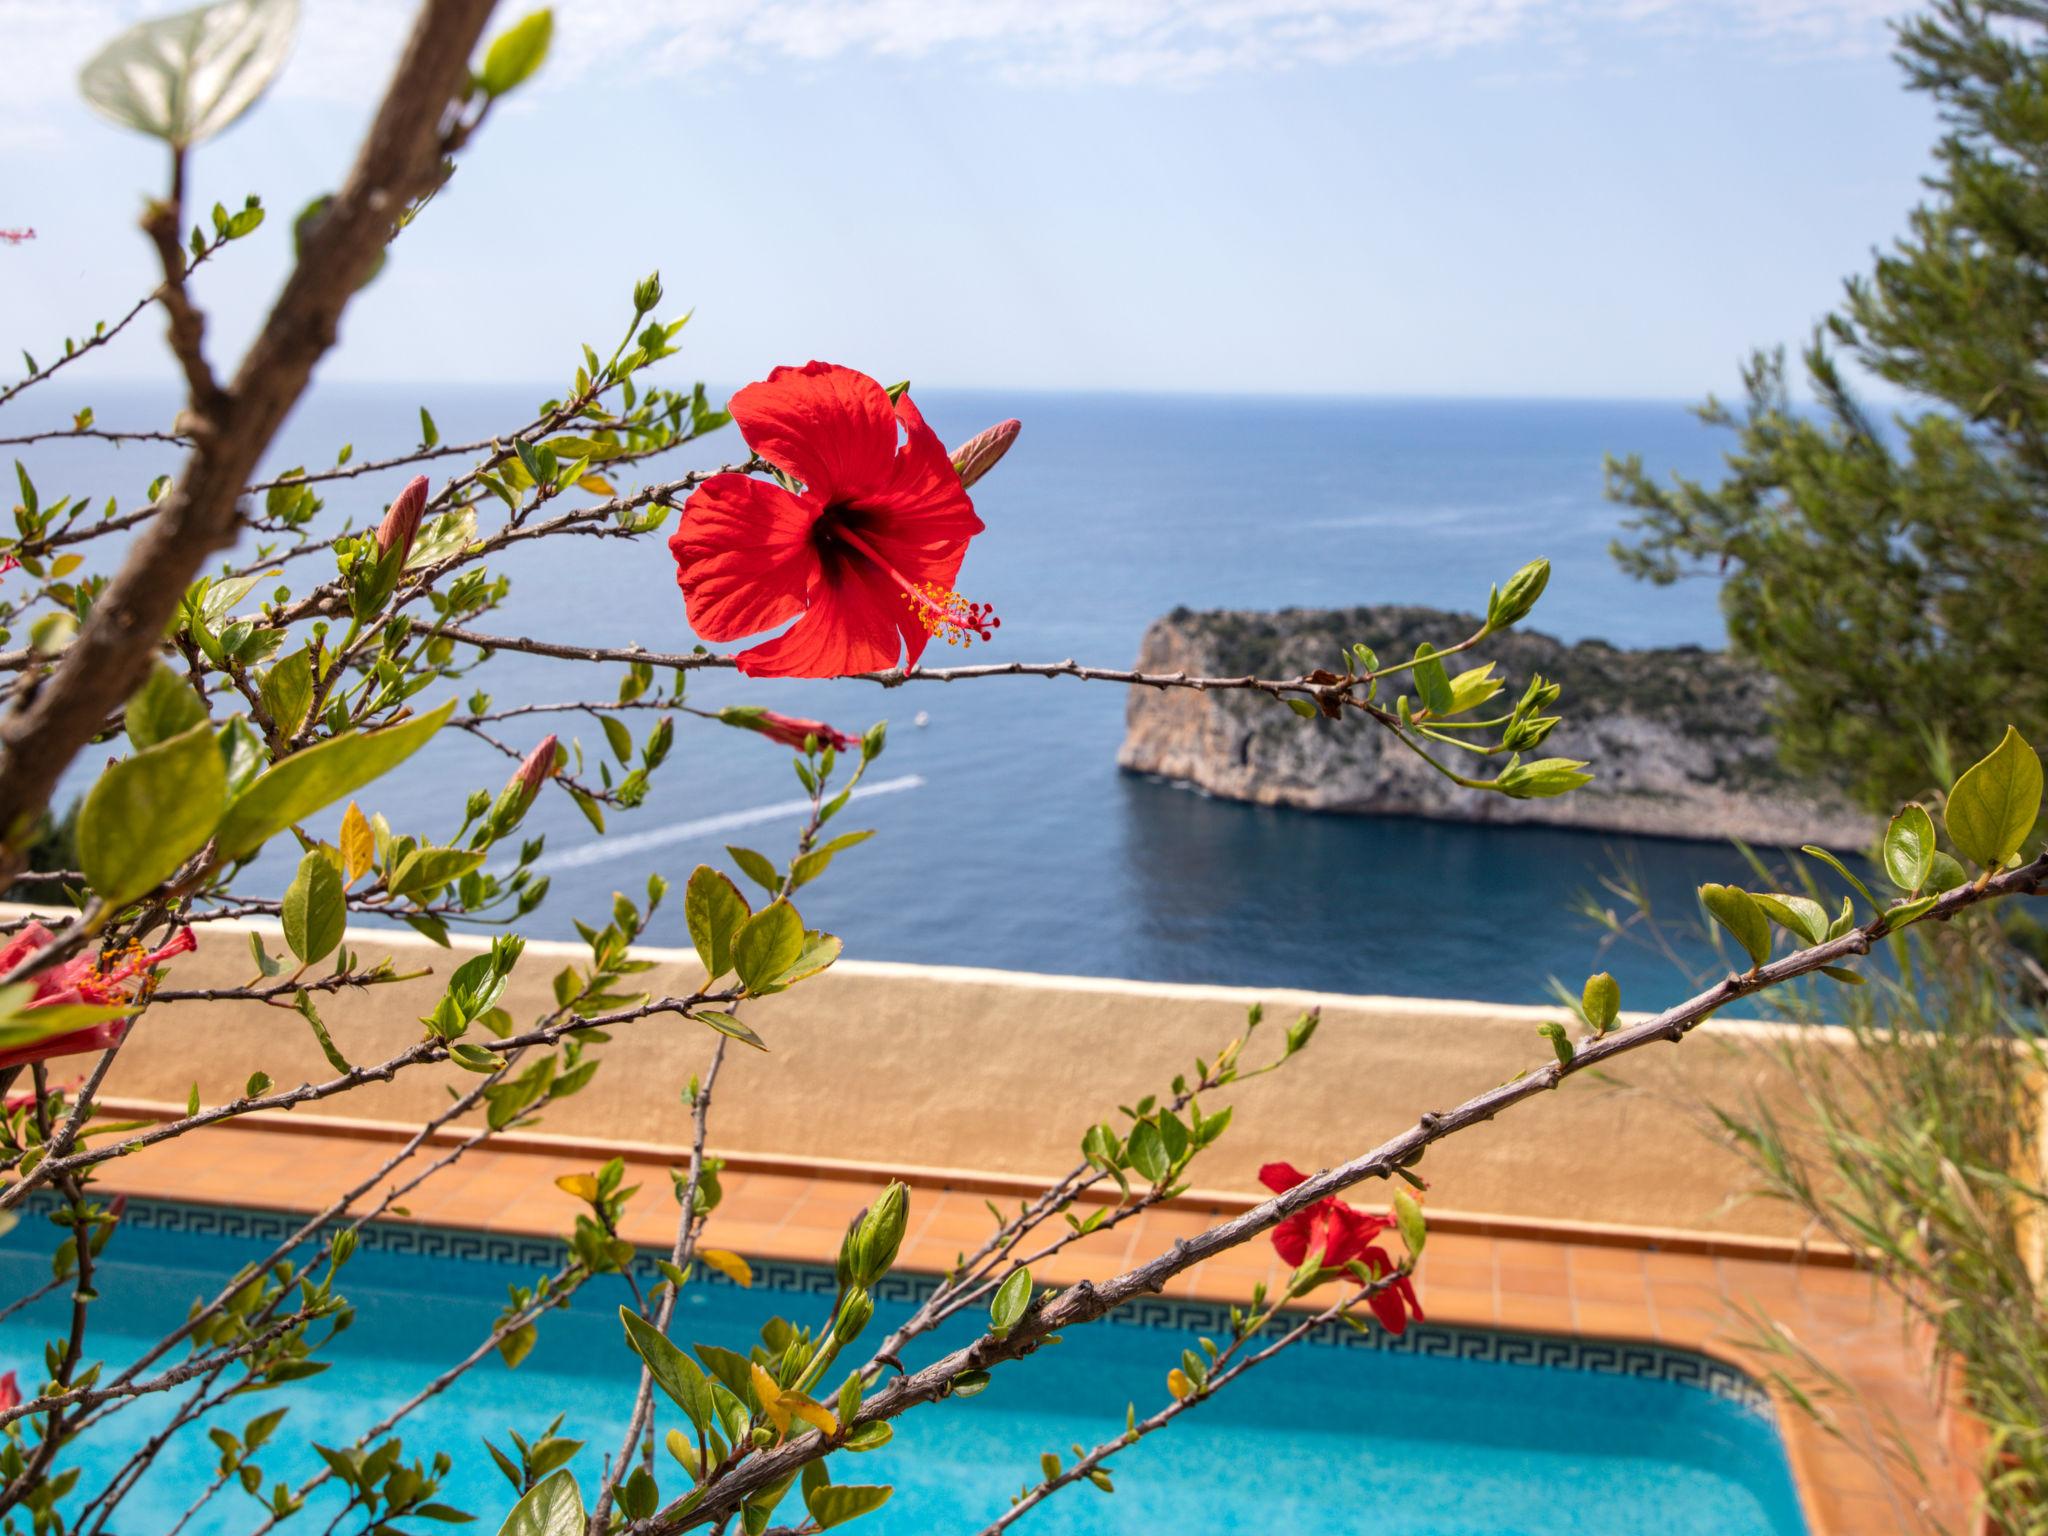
[634,271,664,314]
[376,475,430,560]
[850,1181,908,1286]
[1485,558,1550,632]
[718,706,858,754]
[514,734,558,802]
[491,734,558,835]
[834,1286,874,1346]
[949,419,1021,490]
[1496,755,1594,800]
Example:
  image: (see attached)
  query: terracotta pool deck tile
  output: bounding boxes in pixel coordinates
[1495,1264,1571,1299]
[1562,1244,1647,1275]
[1495,1294,1577,1333]
[1572,1300,1660,1339]
[1490,1237,1568,1271]
[1566,1269,1655,1306]
[1413,1258,1493,1295]
[1419,1286,1497,1327]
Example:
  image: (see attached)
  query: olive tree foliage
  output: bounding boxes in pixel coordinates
[0,6,2042,1536]
[1608,0,2048,814]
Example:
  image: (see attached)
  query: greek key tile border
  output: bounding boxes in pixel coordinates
[12,1196,1775,1419]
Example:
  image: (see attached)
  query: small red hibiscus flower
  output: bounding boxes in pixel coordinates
[670,363,998,678]
[0,922,196,1073]
[0,1371,17,1412]
[1259,1162,1425,1335]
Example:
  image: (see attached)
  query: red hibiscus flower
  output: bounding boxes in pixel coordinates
[1259,1162,1425,1335]
[669,363,998,678]
[0,1371,18,1412]
[0,922,196,1073]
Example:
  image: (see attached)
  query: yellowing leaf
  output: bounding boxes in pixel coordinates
[750,1362,790,1437]
[783,1392,838,1437]
[577,474,615,495]
[340,801,374,886]
[698,1247,752,1287]
[554,1172,599,1202]
[1166,1368,1193,1399]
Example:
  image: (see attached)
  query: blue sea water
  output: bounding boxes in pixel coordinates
[0,1205,1807,1536]
[22,385,1796,1009]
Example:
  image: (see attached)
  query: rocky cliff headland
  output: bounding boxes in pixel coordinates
[1118,605,1874,848]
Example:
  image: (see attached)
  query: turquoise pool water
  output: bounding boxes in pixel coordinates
[0,1200,1807,1535]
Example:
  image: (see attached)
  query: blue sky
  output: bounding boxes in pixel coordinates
[3,0,1934,398]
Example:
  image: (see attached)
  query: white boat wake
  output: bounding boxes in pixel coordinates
[524,774,926,874]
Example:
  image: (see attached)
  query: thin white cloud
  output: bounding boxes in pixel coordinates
[6,0,1910,138]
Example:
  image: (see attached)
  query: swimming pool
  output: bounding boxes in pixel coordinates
[0,1199,1807,1535]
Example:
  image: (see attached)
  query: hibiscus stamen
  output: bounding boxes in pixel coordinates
[905,581,1000,647]
[832,526,1000,648]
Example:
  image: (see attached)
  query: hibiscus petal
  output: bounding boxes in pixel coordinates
[733,556,905,679]
[863,394,985,547]
[1270,1211,1315,1267]
[731,363,900,505]
[1257,1162,1310,1194]
[0,921,54,975]
[670,475,818,643]
[1367,1283,1410,1336]
[0,1018,130,1075]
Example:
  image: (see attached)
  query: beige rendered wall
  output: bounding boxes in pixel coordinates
[13,904,1846,1239]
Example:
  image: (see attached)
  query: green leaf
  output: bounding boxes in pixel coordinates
[1283,697,1317,719]
[1800,845,1879,913]
[1882,803,1937,892]
[294,989,350,1073]
[684,867,750,980]
[790,829,874,889]
[387,846,486,901]
[989,1267,1031,1339]
[619,1307,714,1432]
[1884,893,1942,929]
[214,699,453,861]
[1580,971,1619,1033]
[126,662,207,748]
[727,845,782,895]
[79,0,298,148]
[1928,850,1969,892]
[732,902,804,996]
[1945,726,2042,871]
[1411,644,1453,716]
[1392,1190,1426,1257]
[478,8,553,98]
[600,714,633,764]
[805,1485,892,1530]
[79,721,227,905]
[776,930,841,988]
[1537,1020,1574,1066]
[259,648,314,741]
[419,407,439,448]
[280,849,345,965]
[1126,1120,1168,1184]
[494,1469,582,1536]
[1698,883,1771,968]
[1751,892,1828,948]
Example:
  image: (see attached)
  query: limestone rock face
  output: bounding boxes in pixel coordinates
[1118,606,1874,849]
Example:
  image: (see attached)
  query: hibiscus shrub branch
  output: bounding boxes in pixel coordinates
[0,6,2044,1536]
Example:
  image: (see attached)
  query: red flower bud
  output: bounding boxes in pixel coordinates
[949,418,1020,490]
[0,1371,17,1413]
[757,711,858,753]
[512,734,558,803]
[376,475,431,559]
